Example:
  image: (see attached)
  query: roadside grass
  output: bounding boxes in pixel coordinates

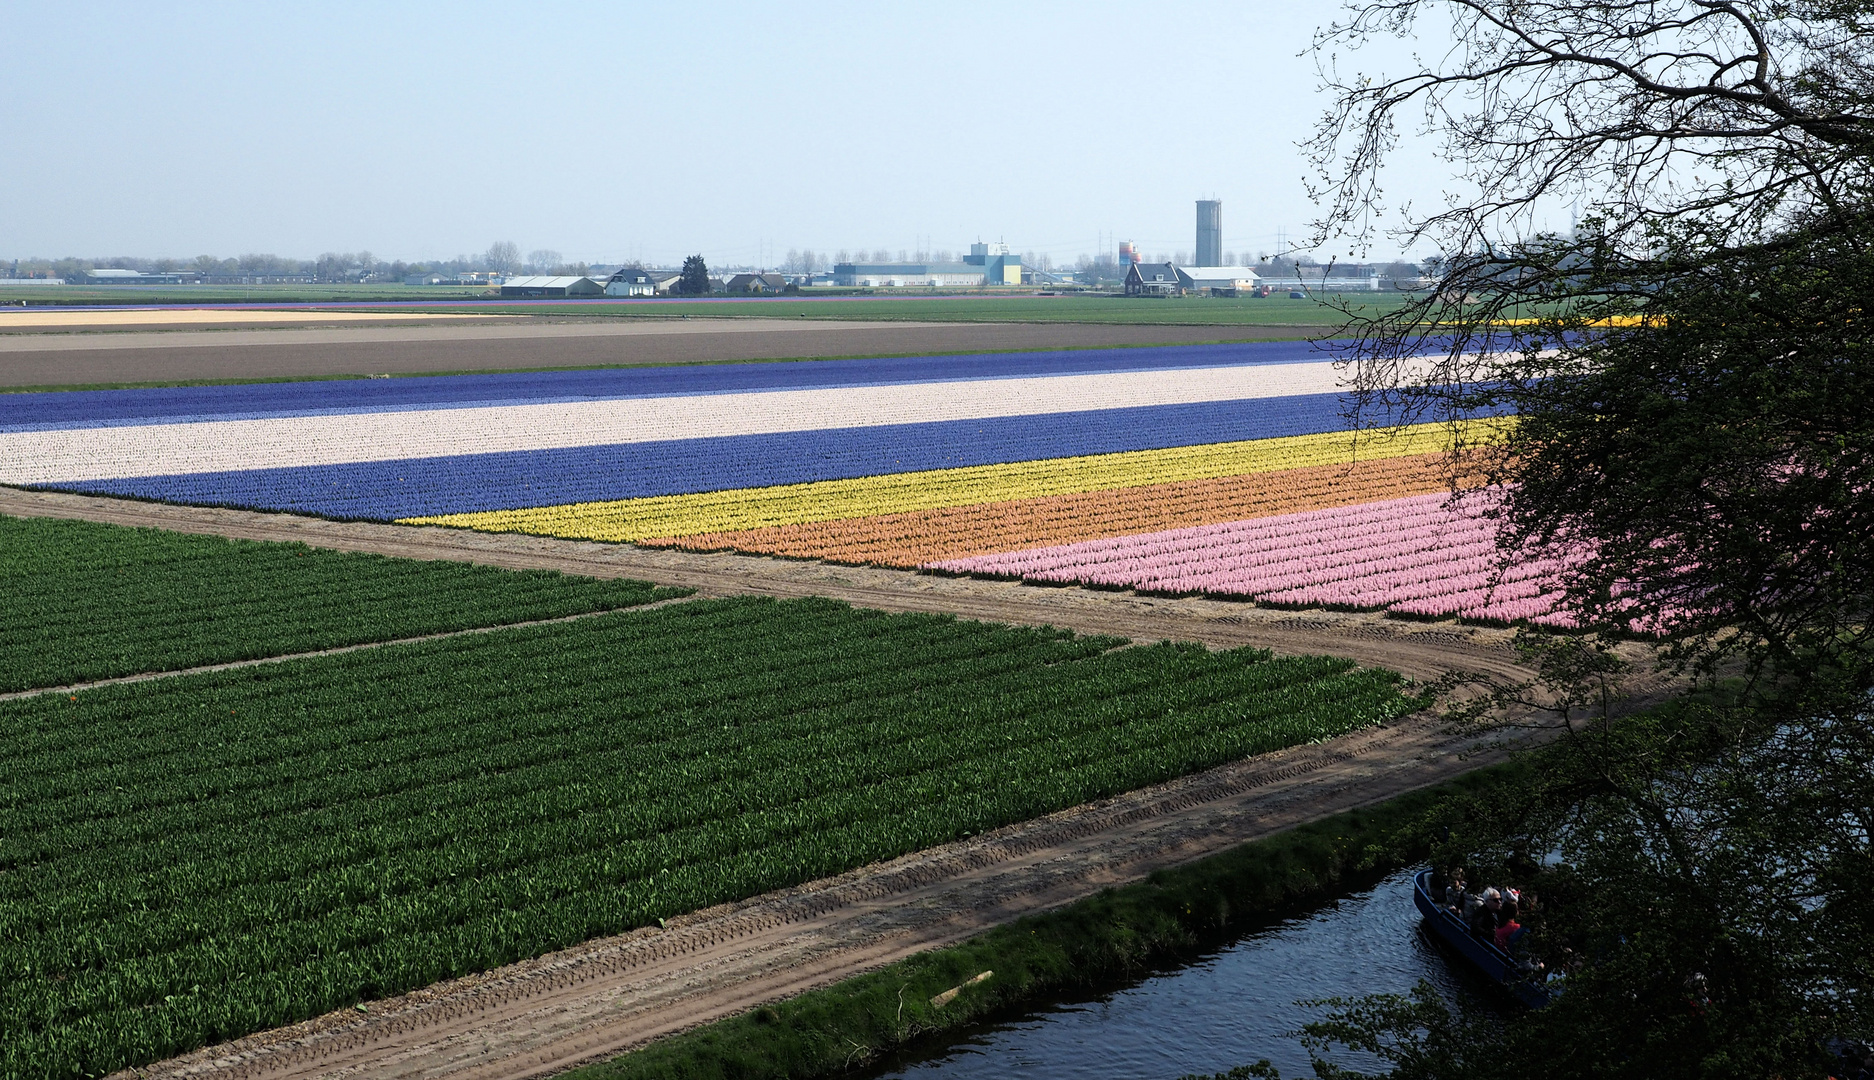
[569,761,1524,1080]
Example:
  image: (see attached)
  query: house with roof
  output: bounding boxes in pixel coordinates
[1123,262,1261,297]
[1125,262,1182,296]
[604,267,658,297]
[725,273,789,294]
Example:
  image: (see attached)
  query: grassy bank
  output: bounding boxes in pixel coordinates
[572,762,1520,1080]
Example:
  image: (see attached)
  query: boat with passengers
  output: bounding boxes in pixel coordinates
[1413,868,1550,1008]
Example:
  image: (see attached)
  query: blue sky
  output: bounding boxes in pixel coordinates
[4,3,1453,266]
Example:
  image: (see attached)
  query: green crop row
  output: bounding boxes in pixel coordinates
[0,596,1415,1079]
[0,515,684,692]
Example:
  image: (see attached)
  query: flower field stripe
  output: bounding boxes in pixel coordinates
[642,451,1474,568]
[0,340,1350,433]
[404,421,1489,543]
[930,488,1576,626]
[0,363,1346,486]
[50,394,1470,521]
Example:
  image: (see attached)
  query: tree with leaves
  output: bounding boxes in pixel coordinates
[1200,4,1874,1077]
[677,254,711,296]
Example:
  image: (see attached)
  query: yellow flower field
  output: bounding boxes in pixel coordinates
[405,419,1507,543]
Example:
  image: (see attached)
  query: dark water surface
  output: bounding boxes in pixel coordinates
[869,868,1498,1080]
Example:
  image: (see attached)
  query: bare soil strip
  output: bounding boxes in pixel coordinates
[0,488,1613,1080]
[0,598,693,703]
[0,320,1317,388]
[0,318,945,350]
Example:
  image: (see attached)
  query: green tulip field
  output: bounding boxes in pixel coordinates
[0,514,683,693]
[0,593,1414,1077]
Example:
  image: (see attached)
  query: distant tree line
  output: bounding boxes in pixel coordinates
[8,241,596,285]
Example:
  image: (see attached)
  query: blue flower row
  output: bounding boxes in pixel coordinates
[45,393,1374,520]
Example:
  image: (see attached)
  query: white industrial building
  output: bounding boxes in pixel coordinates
[833,241,1023,287]
[498,275,606,298]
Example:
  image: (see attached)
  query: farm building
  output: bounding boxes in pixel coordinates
[1124,263,1260,297]
[725,273,788,294]
[498,275,606,298]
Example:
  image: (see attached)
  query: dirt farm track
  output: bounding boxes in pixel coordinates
[0,487,1659,1080]
[0,316,1318,387]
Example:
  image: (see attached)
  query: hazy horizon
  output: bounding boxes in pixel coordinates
[6,3,1464,267]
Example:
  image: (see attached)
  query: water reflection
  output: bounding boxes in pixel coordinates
[870,868,1497,1080]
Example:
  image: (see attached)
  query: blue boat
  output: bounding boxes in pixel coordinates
[1413,869,1551,1008]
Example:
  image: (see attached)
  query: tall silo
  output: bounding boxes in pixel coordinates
[1195,200,1222,266]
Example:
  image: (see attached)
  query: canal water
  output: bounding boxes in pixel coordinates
[867,868,1502,1080]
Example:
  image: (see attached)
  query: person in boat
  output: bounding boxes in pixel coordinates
[1468,887,1502,940]
[1444,867,1468,914]
[1494,897,1528,952]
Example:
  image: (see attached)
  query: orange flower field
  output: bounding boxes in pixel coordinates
[641,451,1476,568]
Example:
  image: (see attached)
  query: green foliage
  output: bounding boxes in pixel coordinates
[575,767,1525,1080]
[0,514,684,692]
[677,254,711,296]
[1300,4,1874,1073]
[1488,222,1874,692]
[0,595,1414,1078]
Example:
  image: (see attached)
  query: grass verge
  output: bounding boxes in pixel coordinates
[570,761,1521,1080]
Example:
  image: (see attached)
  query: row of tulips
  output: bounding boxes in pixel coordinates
[931,489,1584,627]
[645,451,1474,568]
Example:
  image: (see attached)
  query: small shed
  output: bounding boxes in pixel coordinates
[499,275,605,298]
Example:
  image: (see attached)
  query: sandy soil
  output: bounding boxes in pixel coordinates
[0,319,1319,388]
[0,309,516,330]
[0,489,1649,1080]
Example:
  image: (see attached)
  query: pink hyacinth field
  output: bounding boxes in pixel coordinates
[929,489,1581,627]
